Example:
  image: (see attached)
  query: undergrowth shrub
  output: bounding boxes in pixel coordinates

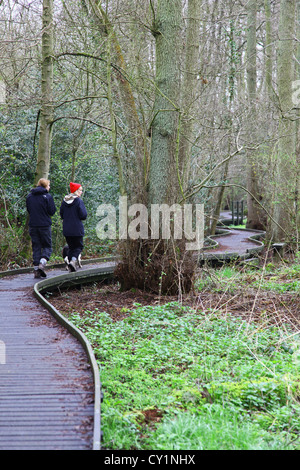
[115,239,197,295]
[208,378,294,410]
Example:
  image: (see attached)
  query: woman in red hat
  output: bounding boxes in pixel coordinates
[60,182,87,272]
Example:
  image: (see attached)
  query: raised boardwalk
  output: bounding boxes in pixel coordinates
[0,266,99,450]
[203,211,265,261]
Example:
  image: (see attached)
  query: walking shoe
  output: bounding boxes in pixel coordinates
[34,270,41,279]
[78,254,82,268]
[64,256,70,271]
[38,263,47,277]
[68,260,77,272]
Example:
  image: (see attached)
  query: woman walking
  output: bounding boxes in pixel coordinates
[26,178,56,278]
[60,182,87,272]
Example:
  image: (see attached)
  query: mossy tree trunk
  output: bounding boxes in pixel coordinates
[34,0,54,184]
[177,0,201,195]
[22,0,54,261]
[148,0,182,206]
[295,0,300,249]
[271,0,297,242]
[246,0,265,230]
[115,0,198,295]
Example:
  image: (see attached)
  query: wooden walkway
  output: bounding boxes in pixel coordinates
[203,211,265,260]
[204,227,264,257]
[0,264,105,450]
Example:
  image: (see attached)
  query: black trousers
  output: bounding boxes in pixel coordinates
[29,226,52,266]
[65,236,84,261]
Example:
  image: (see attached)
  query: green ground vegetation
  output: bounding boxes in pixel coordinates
[66,255,300,450]
[196,254,300,294]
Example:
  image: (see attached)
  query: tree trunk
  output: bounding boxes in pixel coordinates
[87,0,149,202]
[210,18,235,235]
[246,0,265,230]
[271,0,296,242]
[210,159,230,235]
[178,0,201,194]
[34,0,54,184]
[264,0,273,99]
[295,0,300,248]
[149,0,182,206]
[115,0,197,295]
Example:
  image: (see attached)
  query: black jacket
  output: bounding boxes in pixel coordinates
[26,187,56,227]
[60,197,87,237]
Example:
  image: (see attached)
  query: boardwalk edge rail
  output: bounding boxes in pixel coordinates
[0,256,116,278]
[33,265,115,451]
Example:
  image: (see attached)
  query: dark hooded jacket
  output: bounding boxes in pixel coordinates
[26,187,56,227]
[60,196,87,237]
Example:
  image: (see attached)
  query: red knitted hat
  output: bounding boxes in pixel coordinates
[70,182,82,193]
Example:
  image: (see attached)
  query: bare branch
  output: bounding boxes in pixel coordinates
[50,115,111,132]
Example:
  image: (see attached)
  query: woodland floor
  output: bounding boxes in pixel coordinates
[49,274,299,330]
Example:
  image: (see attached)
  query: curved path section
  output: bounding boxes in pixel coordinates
[202,210,265,261]
[0,260,114,450]
[202,227,264,260]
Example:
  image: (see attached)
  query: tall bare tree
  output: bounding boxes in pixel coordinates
[34,0,54,184]
[271,0,297,241]
[148,0,182,205]
[246,0,265,230]
[178,0,202,194]
[87,0,149,202]
[296,0,300,247]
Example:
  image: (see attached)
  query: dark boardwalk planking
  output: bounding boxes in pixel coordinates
[204,228,264,255]
[0,269,96,450]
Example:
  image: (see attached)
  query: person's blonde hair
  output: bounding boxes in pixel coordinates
[37,178,50,188]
